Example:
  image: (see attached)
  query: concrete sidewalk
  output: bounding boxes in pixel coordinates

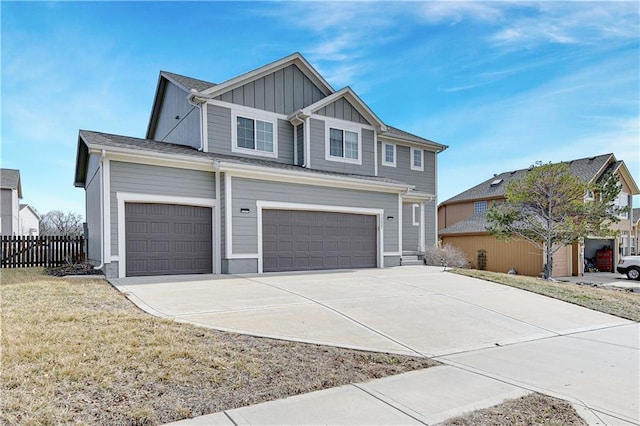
[111,266,639,425]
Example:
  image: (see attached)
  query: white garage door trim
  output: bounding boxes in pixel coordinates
[256,201,384,273]
[116,192,217,278]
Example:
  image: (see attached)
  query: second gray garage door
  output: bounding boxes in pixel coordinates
[125,203,212,277]
[262,210,377,272]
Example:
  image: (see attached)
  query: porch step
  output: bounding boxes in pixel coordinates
[401,255,424,266]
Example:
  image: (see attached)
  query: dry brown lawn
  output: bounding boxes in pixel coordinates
[441,393,587,425]
[1,268,436,425]
[1,268,597,425]
[451,268,640,322]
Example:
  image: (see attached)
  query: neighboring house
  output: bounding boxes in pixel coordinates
[19,204,40,236]
[1,169,22,236]
[438,154,639,277]
[74,53,448,278]
[631,208,640,256]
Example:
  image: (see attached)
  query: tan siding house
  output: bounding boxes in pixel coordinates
[438,154,639,278]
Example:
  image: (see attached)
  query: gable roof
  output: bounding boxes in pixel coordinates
[19,204,40,219]
[197,52,334,99]
[74,130,412,191]
[288,86,387,132]
[145,53,447,152]
[0,168,22,198]
[441,153,619,205]
[146,71,218,139]
[161,71,216,92]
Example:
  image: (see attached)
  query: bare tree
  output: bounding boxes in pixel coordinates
[39,210,84,237]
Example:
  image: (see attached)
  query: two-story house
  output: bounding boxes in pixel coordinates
[74,53,447,278]
[0,169,40,236]
[1,169,22,236]
[438,154,639,277]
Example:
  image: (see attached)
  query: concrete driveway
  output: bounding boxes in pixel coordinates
[111,266,639,425]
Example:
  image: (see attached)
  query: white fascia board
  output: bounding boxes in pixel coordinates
[87,145,214,172]
[378,134,447,152]
[301,87,387,132]
[403,191,436,202]
[199,53,334,98]
[216,161,410,193]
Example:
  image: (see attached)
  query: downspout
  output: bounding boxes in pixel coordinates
[94,149,106,270]
[187,95,207,152]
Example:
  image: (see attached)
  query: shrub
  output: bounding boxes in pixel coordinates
[424,244,470,268]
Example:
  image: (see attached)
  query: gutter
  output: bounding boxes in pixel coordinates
[215,160,412,193]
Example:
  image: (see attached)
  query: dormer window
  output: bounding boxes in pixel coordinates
[232,111,278,158]
[325,120,362,165]
[584,190,595,201]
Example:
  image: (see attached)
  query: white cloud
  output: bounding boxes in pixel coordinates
[417,1,504,25]
[488,2,638,48]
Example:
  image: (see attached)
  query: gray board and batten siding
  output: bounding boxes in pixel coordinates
[109,161,216,257]
[314,97,368,124]
[152,81,201,149]
[213,64,327,114]
[207,105,294,165]
[229,176,399,256]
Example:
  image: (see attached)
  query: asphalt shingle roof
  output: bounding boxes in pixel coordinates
[441,154,614,205]
[0,169,20,189]
[632,208,640,224]
[160,71,216,92]
[78,130,410,188]
[382,126,447,150]
[439,212,490,235]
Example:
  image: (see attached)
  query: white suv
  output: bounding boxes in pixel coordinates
[617,256,640,280]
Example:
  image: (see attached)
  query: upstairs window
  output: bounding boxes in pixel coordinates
[233,113,277,158]
[411,147,424,171]
[326,125,361,164]
[382,143,396,167]
[474,200,488,214]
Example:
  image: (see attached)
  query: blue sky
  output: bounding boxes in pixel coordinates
[2,1,638,216]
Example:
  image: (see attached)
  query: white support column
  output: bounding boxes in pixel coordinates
[419,202,425,252]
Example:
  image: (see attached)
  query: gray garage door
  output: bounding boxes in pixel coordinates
[125,203,212,277]
[262,210,377,272]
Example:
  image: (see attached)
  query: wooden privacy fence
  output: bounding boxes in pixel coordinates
[1,236,85,268]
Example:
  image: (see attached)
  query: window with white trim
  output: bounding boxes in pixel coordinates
[474,201,488,214]
[411,147,423,171]
[382,143,396,167]
[613,192,629,219]
[412,203,420,226]
[326,125,361,164]
[233,113,277,158]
